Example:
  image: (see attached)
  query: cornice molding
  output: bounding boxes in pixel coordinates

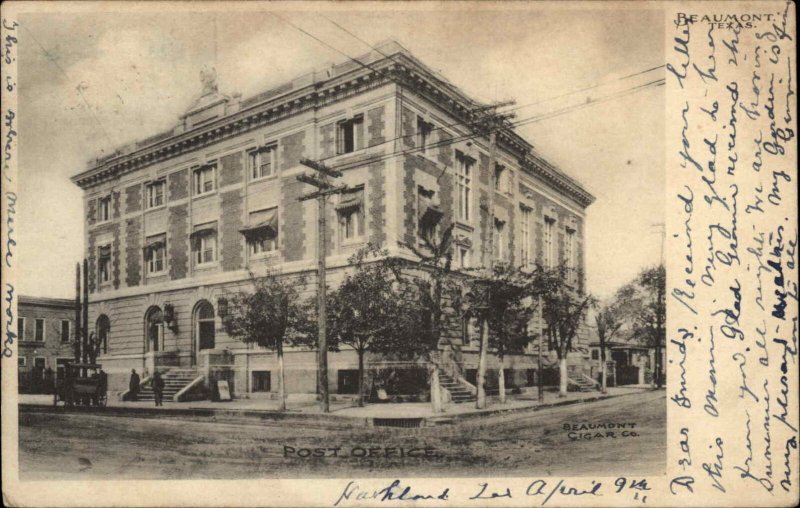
[72,49,595,208]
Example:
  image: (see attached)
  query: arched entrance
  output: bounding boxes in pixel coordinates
[193,300,215,365]
[144,306,164,353]
[96,315,111,354]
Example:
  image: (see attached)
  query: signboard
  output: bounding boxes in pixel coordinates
[216,380,231,401]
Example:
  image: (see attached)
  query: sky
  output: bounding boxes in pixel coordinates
[16,3,664,301]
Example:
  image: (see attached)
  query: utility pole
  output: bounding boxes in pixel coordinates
[474,101,515,410]
[82,258,89,365]
[538,296,544,402]
[651,222,665,388]
[74,263,82,364]
[298,158,347,413]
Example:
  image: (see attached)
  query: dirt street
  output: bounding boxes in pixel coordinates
[18,391,665,480]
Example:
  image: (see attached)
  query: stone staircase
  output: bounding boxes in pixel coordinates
[439,373,476,404]
[138,369,200,403]
[569,375,598,393]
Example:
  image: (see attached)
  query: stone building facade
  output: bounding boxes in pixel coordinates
[17,296,76,393]
[71,42,595,399]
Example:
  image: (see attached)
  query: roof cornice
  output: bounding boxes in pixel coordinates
[71,45,595,208]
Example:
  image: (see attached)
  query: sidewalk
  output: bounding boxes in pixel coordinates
[19,386,652,424]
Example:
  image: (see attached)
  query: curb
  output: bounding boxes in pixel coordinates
[19,389,655,429]
[428,389,648,426]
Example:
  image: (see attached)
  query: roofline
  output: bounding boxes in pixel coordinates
[71,41,595,207]
[19,295,76,308]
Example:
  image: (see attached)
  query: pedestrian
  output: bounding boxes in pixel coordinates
[152,370,165,407]
[129,369,140,402]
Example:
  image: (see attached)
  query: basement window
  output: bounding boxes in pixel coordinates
[252,371,271,392]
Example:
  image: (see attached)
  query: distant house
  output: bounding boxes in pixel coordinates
[17,295,76,393]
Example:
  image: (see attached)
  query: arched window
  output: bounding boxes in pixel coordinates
[96,315,111,354]
[145,306,164,353]
[194,300,215,351]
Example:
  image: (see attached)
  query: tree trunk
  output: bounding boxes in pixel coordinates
[558,357,568,397]
[277,340,286,411]
[431,365,443,413]
[357,350,365,407]
[476,317,489,409]
[498,355,506,404]
[600,346,608,394]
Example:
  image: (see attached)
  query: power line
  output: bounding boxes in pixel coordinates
[312,13,664,158]
[327,77,664,174]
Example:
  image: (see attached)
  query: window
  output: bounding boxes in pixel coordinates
[242,208,279,256]
[145,307,164,352]
[145,234,167,275]
[34,318,45,342]
[543,216,556,268]
[417,187,443,244]
[495,164,510,193]
[336,188,365,242]
[417,117,434,154]
[520,205,532,265]
[192,224,217,266]
[96,315,110,354]
[461,316,478,345]
[18,317,25,341]
[193,164,216,195]
[337,369,360,394]
[18,357,26,368]
[249,144,277,180]
[98,245,111,284]
[252,371,271,392]
[457,246,471,269]
[195,300,215,351]
[34,357,46,370]
[98,196,111,222]
[494,218,506,261]
[591,349,599,360]
[566,228,577,279]
[337,116,363,154]
[60,320,70,343]
[455,151,473,221]
[146,180,166,209]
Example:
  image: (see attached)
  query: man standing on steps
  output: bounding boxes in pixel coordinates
[152,370,165,407]
[128,369,140,402]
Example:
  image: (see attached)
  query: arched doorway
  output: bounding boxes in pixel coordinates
[144,306,164,353]
[96,315,111,354]
[193,300,215,365]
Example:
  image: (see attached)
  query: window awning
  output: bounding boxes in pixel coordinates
[420,204,444,225]
[335,195,362,213]
[190,222,217,238]
[97,245,111,259]
[143,234,166,251]
[240,209,278,237]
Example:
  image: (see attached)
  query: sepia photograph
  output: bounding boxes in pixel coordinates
[1,4,676,488]
[7,4,670,482]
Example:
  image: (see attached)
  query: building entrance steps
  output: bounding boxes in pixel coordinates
[438,372,475,403]
[138,369,200,402]
[568,375,598,392]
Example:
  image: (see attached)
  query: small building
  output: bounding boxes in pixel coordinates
[17,295,77,393]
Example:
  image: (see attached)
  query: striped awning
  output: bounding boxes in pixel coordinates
[335,195,362,212]
[143,233,166,251]
[190,222,217,238]
[240,209,278,237]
